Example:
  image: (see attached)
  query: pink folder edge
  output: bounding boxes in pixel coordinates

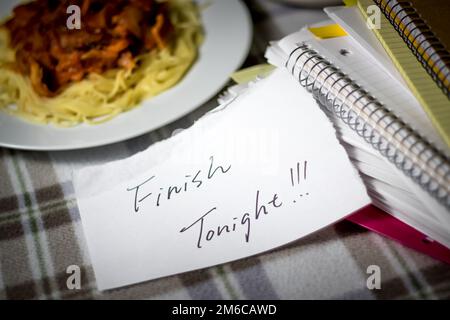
[346,205,450,265]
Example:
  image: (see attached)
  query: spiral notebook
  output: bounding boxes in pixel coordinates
[265,24,450,248]
[372,0,450,98]
[357,0,450,149]
[228,63,450,262]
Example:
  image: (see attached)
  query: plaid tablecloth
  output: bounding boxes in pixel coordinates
[0,0,449,300]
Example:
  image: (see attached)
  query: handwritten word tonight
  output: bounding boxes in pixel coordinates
[180,190,283,248]
[126,156,231,213]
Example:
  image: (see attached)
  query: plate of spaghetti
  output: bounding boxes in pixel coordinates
[0,0,252,150]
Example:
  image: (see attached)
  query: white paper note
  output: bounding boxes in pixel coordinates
[74,69,370,290]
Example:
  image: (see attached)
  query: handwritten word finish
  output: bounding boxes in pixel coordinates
[126,156,231,213]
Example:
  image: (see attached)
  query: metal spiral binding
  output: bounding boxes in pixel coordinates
[285,43,450,209]
[375,0,450,98]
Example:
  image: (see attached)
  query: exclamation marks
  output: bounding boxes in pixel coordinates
[290,161,307,187]
[290,161,309,204]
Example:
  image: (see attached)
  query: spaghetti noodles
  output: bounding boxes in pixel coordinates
[0,0,203,126]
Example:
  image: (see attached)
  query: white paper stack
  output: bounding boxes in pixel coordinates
[264,10,450,248]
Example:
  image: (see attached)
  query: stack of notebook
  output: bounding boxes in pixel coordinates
[235,0,450,263]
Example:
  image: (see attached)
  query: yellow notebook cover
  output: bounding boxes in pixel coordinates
[374,0,450,98]
[358,0,450,149]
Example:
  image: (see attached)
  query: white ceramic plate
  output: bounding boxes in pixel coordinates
[0,0,252,151]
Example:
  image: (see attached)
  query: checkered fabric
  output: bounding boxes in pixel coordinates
[0,0,449,300]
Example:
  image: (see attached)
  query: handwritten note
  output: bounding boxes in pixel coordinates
[74,69,370,290]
